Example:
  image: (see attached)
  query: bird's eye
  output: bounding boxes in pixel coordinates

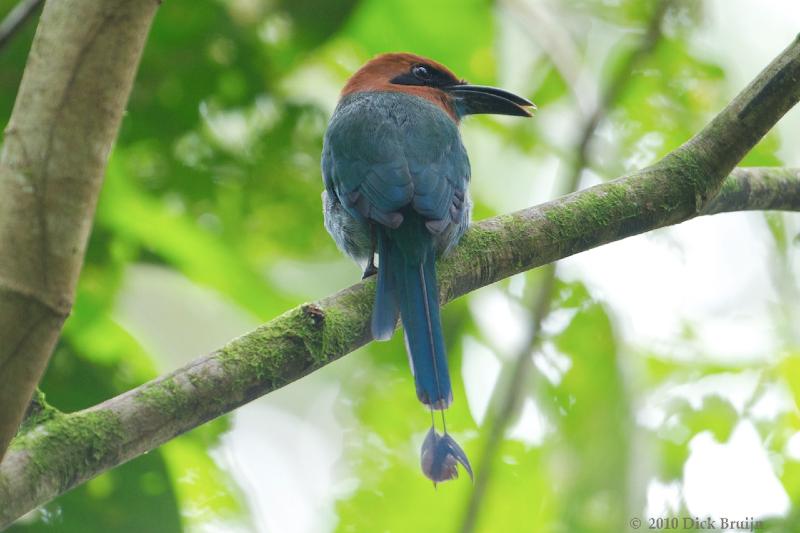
[412,65,432,81]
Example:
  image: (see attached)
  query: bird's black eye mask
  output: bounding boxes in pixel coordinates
[391,63,462,88]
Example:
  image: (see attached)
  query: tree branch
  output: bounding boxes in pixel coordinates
[0,166,797,528]
[703,167,800,214]
[0,0,160,462]
[671,35,800,205]
[1,33,799,530]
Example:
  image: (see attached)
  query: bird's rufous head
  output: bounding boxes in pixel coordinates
[341,52,535,121]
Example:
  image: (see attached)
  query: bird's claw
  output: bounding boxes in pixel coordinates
[362,263,378,279]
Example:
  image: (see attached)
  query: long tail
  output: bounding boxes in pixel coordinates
[371,223,471,483]
[387,237,453,410]
[373,228,451,409]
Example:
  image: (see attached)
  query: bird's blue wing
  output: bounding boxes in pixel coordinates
[322,92,470,233]
[402,106,470,232]
[323,93,413,229]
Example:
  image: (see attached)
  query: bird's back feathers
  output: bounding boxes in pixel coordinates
[322,92,470,243]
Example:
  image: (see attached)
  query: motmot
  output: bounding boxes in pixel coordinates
[322,53,534,483]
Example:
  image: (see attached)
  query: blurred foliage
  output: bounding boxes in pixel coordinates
[1,0,799,532]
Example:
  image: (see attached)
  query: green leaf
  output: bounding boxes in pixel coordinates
[342,0,495,82]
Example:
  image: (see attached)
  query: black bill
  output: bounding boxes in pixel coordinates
[445,84,535,117]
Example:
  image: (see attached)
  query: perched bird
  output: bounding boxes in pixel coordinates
[322,53,534,483]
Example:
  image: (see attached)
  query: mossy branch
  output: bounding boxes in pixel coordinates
[1,165,798,527]
[1,33,800,531]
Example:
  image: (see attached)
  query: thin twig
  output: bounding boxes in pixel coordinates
[458,265,556,533]
[0,0,43,51]
[569,0,672,189]
[499,0,594,114]
[458,2,672,532]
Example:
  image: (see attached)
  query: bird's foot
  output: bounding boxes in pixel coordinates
[362,263,378,279]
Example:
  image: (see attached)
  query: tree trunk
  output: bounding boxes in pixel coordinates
[0,0,160,462]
